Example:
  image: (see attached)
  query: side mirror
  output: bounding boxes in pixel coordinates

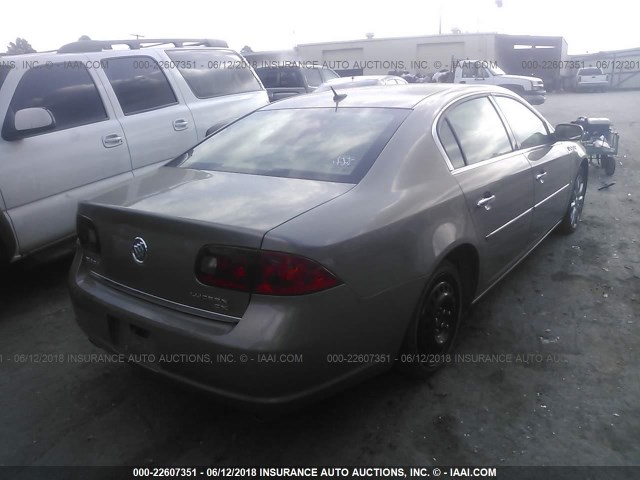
[3,107,56,141]
[554,123,583,141]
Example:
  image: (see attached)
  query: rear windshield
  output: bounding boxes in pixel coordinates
[173,107,410,183]
[166,50,262,98]
[579,68,603,75]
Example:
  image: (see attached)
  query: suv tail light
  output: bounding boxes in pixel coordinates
[577,76,582,82]
[77,216,100,254]
[196,247,341,295]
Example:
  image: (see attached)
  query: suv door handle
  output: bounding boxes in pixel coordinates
[535,171,548,183]
[173,119,189,131]
[102,134,123,148]
[477,194,496,210]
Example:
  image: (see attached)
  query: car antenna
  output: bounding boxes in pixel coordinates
[330,87,347,112]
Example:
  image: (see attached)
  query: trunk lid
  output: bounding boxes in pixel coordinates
[80,167,353,319]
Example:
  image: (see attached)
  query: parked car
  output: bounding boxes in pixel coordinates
[69,84,588,408]
[439,60,546,105]
[0,38,269,266]
[253,64,340,101]
[315,75,408,92]
[574,67,609,92]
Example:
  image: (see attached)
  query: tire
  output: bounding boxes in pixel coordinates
[602,155,616,176]
[559,165,588,234]
[400,261,463,378]
[0,240,8,269]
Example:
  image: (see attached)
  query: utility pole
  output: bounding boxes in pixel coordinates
[130,34,145,40]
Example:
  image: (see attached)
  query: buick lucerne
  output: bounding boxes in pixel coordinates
[69,84,588,407]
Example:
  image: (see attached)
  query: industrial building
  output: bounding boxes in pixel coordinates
[294,33,568,90]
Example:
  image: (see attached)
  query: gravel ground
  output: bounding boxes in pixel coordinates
[0,90,638,468]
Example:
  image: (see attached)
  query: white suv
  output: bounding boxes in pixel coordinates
[0,39,268,265]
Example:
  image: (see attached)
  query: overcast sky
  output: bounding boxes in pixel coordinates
[3,0,637,55]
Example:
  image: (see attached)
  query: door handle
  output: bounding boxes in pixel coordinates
[477,194,496,210]
[173,119,189,131]
[535,171,548,183]
[102,134,123,148]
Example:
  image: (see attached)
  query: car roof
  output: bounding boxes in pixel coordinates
[328,75,390,83]
[262,83,506,110]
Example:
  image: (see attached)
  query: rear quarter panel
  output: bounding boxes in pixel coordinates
[262,103,478,300]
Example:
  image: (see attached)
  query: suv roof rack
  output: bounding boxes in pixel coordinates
[57,38,228,54]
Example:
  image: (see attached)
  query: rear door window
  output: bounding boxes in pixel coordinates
[103,56,177,115]
[579,68,602,76]
[6,62,107,133]
[166,50,262,98]
[443,97,513,165]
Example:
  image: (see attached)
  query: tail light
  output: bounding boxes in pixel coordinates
[196,247,341,295]
[196,247,255,292]
[77,216,100,254]
[577,76,581,82]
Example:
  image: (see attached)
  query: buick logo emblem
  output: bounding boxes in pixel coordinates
[131,237,148,264]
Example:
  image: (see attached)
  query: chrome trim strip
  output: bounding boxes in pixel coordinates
[89,271,240,323]
[534,183,570,209]
[473,218,562,304]
[485,207,533,239]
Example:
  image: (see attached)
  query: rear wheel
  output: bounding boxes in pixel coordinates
[400,261,463,378]
[0,240,8,269]
[602,155,616,176]
[559,165,588,234]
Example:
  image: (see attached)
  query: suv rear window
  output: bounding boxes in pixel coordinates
[255,67,304,88]
[578,68,603,76]
[0,64,11,92]
[166,50,262,98]
[173,107,409,183]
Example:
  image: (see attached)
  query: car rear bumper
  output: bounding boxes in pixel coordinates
[68,250,417,409]
[576,82,609,89]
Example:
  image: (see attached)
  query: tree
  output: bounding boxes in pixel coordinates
[6,38,36,55]
[240,45,253,54]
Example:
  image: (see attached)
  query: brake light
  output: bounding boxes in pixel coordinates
[196,247,255,292]
[196,247,341,295]
[255,251,340,295]
[77,216,100,254]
